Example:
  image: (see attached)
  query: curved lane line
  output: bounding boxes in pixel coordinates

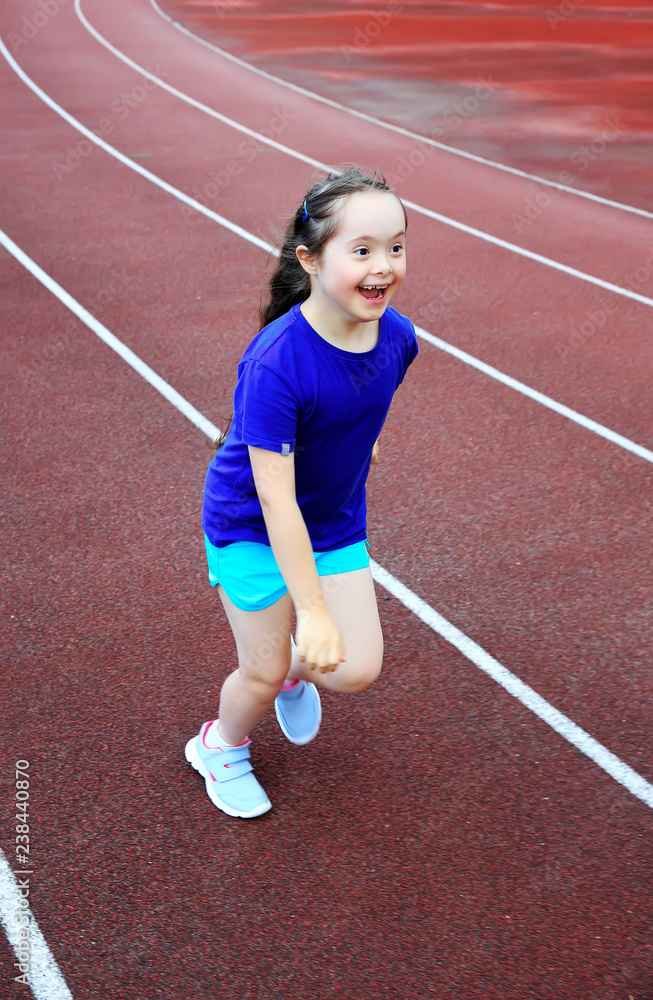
[2,226,652,811]
[0,39,273,250]
[2,37,652,467]
[76,0,653,312]
[148,0,653,222]
[0,851,73,999]
[0,230,220,442]
[415,327,653,464]
[372,561,653,811]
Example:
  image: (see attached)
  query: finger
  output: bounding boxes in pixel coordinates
[309,644,319,665]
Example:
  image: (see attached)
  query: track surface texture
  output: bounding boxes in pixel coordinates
[1,2,652,999]
[158,0,653,212]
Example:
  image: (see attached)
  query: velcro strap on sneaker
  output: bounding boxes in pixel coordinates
[217,756,253,781]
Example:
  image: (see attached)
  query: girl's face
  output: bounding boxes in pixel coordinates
[306,190,406,328]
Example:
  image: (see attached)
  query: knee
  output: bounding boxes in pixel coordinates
[238,650,290,695]
[336,653,383,695]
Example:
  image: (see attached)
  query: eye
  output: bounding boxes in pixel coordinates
[354,247,370,256]
[391,243,404,254]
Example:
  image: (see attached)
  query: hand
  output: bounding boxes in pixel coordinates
[370,440,380,467]
[296,609,346,673]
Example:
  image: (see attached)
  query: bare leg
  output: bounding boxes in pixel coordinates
[287,566,384,695]
[216,586,294,745]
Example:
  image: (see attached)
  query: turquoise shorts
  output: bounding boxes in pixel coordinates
[204,535,370,612]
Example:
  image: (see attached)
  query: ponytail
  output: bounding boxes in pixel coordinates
[213,167,404,454]
[259,166,405,328]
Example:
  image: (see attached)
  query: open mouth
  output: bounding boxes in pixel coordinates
[357,284,389,301]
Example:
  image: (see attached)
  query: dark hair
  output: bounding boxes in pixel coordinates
[212,166,405,453]
[259,165,407,328]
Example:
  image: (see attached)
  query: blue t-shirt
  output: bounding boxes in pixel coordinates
[202,303,419,551]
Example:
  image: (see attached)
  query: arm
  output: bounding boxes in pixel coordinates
[248,445,345,672]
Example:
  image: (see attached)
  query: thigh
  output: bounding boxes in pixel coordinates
[217,584,294,687]
[320,566,384,689]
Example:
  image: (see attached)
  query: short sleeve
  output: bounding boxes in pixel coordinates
[235,359,299,454]
[397,320,419,385]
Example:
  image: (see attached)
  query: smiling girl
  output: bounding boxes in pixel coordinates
[186,166,419,818]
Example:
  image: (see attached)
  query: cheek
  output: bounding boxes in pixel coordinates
[331,263,360,293]
[393,260,407,283]
[321,251,358,292]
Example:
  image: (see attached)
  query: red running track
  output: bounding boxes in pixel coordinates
[156,0,653,214]
[1,1,652,998]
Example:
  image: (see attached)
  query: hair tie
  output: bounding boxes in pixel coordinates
[301,199,310,222]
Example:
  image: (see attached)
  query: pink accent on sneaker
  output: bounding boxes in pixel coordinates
[282,679,301,691]
[201,721,250,751]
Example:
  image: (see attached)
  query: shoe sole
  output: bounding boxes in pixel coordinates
[185,737,271,819]
[274,683,322,746]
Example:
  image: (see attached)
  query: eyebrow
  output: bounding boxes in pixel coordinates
[346,231,406,244]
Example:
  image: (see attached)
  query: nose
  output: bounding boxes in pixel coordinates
[370,250,392,275]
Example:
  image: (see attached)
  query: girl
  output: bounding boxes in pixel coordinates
[186,166,418,818]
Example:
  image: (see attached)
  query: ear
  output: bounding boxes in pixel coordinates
[296,245,318,276]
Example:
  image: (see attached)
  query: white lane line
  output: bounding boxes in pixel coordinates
[0,850,74,999]
[0,39,272,252]
[372,562,653,810]
[2,35,652,468]
[3,229,652,812]
[76,0,653,312]
[416,327,653,464]
[0,229,220,442]
[74,0,319,172]
[148,0,653,222]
